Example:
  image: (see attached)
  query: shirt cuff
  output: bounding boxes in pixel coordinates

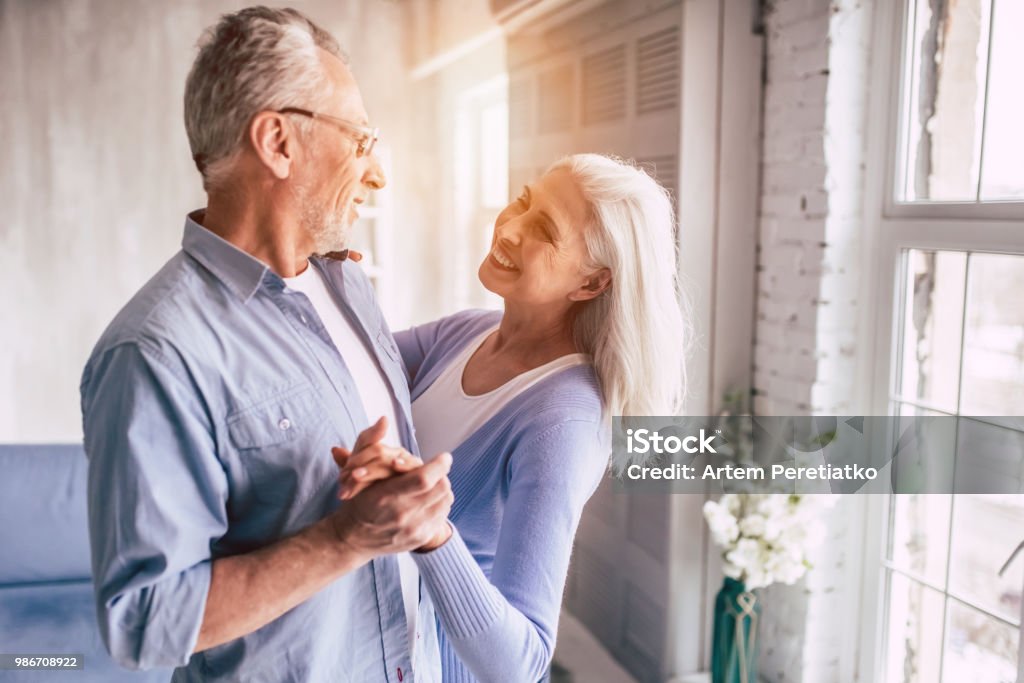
[411,525,505,639]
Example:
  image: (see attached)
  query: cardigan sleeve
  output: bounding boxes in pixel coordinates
[412,419,606,683]
[393,309,502,386]
[393,319,443,383]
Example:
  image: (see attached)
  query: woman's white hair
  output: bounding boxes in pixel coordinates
[549,154,690,423]
[184,6,346,191]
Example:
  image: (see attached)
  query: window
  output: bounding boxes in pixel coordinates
[882,249,1024,682]
[863,1,1024,681]
[347,145,395,316]
[883,494,1023,682]
[895,250,1024,417]
[897,0,1024,203]
[453,76,508,311]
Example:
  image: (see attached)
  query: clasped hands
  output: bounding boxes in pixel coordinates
[330,416,453,555]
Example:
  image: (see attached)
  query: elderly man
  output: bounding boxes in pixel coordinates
[80,7,450,681]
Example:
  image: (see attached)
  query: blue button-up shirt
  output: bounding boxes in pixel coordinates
[80,212,439,682]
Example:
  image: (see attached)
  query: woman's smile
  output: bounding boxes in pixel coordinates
[488,244,519,272]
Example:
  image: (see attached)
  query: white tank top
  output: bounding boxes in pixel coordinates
[412,325,590,460]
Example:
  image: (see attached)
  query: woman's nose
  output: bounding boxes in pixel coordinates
[496,218,525,245]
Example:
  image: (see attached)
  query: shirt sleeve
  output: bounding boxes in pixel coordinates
[393,319,444,383]
[412,419,606,683]
[81,341,229,670]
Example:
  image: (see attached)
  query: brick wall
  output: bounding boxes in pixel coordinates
[753,1,875,681]
[754,0,871,418]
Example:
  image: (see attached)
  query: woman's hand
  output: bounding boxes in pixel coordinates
[332,416,422,500]
[332,417,455,550]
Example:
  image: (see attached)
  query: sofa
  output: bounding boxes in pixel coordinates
[0,444,168,682]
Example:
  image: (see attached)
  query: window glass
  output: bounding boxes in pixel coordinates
[898,0,1024,202]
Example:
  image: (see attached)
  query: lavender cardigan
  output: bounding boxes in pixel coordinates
[398,310,609,683]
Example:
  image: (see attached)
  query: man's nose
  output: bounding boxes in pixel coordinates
[363,152,386,190]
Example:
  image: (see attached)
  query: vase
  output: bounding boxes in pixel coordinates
[711,577,761,683]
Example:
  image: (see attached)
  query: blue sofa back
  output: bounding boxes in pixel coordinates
[0,445,92,584]
[0,445,168,681]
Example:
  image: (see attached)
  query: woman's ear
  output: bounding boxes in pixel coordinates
[569,267,612,302]
[249,111,295,180]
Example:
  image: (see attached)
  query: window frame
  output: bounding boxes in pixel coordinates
[863,0,1024,421]
[856,1,1024,680]
[451,73,509,312]
[885,0,1024,221]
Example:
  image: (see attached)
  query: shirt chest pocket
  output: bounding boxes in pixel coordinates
[226,385,335,506]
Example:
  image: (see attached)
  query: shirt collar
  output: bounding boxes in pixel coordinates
[181,210,271,303]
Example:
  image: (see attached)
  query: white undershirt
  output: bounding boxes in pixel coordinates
[283,263,420,654]
[412,325,590,460]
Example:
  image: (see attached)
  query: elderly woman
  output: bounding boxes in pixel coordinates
[337,153,688,682]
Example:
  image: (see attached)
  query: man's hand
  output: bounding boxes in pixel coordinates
[330,416,454,553]
[332,416,422,500]
[326,451,453,559]
[194,417,450,654]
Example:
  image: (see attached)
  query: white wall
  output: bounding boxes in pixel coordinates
[0,0,432,442]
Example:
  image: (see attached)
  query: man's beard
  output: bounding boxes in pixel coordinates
[294,181,352,256]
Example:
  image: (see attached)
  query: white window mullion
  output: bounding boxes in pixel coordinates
[974,0,996,202]
[1019,568,1024,682]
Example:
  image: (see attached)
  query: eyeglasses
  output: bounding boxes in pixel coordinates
[278,107,379,158]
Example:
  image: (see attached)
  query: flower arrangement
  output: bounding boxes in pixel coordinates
[703,493,832,590]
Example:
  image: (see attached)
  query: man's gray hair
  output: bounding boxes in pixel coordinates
[184,6,347,191]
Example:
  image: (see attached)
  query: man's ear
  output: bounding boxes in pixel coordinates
[569,267,612,302]
[249,111,295,180]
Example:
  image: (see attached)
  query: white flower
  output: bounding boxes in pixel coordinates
[725,538,763,573]
[745,564,773,590]
[739,514,767,538]
[775,525,806,551]
[722,494,742,516]
[704,492,830,590]
[762,516,784,542]
[757,495,788,519]
[766,554,807,585]
[722,561,744,580]
[703,501,740,547]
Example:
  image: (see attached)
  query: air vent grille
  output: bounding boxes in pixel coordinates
[582,45,627,124]
[637,26,680,115]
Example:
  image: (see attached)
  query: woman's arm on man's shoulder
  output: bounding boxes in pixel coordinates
[393,309,502,384]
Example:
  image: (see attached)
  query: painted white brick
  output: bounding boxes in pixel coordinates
[753,0,876,679]
[764,99,827,137]
[759,297,821,330]
[801,188,829,216]
[763,129,824,164]
[762,161,828,194]
[752,393,812,416]
[764,73,829,109]
[767,40,830,82]
[770,0,832,25]
[763,216,827,243]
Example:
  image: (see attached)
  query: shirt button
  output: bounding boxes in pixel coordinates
[300,314,308,324]
[278,418,292,431]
